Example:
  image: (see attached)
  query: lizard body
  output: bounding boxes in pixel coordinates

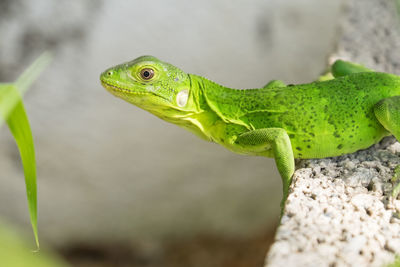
[100,56,400,207]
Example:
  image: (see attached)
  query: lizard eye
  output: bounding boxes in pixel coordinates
[140,68,154,80]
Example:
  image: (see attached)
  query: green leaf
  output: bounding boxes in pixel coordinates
[0,84,21,128]
[15,52,52,96]
[6,97,39,249]
[0,53,52,249]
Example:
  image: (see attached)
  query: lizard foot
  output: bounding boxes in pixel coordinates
[391,165,400,200]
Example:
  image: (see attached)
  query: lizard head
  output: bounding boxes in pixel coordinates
[100,56,200,119]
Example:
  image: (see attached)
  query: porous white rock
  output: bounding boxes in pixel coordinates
[266,0,400,265]
[267,137,400,267]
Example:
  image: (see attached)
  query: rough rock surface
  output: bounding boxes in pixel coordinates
[266,0,400,266]
[268,137,400,266]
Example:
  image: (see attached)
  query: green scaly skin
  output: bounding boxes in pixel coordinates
[100,56,400,211]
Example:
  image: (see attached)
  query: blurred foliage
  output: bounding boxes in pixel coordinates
[387,255,400,267]
[0,53,67,265]
[396,0,400,17]
[0,53,51,248]
[0,221,67,267]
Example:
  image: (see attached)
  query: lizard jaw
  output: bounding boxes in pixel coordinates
[101,81,150,95]
[100,81,172,108]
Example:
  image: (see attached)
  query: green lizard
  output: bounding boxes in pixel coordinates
[100,56,400,209]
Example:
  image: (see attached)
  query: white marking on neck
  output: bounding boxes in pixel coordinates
[176,89,189,107]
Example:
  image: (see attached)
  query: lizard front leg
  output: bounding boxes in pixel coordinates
[374,96,400,199]
[235,128,294,212]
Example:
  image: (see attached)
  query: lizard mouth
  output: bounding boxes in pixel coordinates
[100,81,171,104]
[101,81,150,96]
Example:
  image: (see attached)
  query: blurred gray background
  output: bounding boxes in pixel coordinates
[0,0,342,249]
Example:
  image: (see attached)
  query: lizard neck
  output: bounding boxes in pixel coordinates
[181,74,250,142]
[149,74,223,141]
[189,74,253,131]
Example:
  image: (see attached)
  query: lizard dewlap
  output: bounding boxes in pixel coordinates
[101,56,400,207]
